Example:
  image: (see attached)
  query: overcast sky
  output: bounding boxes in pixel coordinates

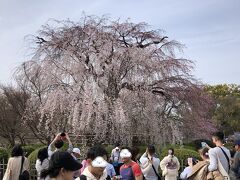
[0,0,239,85]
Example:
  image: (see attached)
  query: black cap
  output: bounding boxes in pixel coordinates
[234,139,240,145]
[50,151,82,171]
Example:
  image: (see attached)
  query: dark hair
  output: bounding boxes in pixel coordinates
[41,151,81,178]
[86,145,108,160]
[148,145,156,155]
[185,157,197,166]
[192,157,198,166]
[199,147,209,159]
[230,149,236,158]
[212,131,224,142]
[37,147,48,165]
[54,140,64,149]
[131,147,140,161]
[11,144,24,157]
[41,167,61,178]
[168,148,174,156]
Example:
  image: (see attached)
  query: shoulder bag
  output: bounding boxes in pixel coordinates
[19,156,30,180]
[147,157,161,180]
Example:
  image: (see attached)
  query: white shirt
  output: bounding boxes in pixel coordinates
[76,166,108,180]
[208,146,231,173]
[106,163,116,177]
[35,159,50,180]
[180,166,192,179]
[140,152,160,180]
[110,148,121,163]
[47,142,73,157]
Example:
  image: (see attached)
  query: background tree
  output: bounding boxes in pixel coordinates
[205,84,240,135]
[0,85,29,146]
[15,15,215,145]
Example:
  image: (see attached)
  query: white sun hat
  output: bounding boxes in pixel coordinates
[120,149,132,158]
[92,156,108,168]
[72,148,81,155]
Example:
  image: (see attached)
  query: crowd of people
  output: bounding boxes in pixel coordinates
[2,131,240,180]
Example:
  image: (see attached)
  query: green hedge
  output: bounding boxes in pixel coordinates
[160,148,201,167]
[27,143,75,164]
[104,144,198,160]
[105,145,114,155]
[28,146,47,165]
[26,144,201,164]
[3,144,44,158]
[0,147,9,160]
[224,142,234,150]
[185,139,215,151]
[23,146,37,157]
[27,146,46,179]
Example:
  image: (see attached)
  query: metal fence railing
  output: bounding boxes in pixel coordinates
[0,158,7,180]
[0,158,38,180]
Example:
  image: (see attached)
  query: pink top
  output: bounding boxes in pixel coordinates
[80,159,89,174]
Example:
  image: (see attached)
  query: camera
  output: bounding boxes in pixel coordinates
[60,132,66,137]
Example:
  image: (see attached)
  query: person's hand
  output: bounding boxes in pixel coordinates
[149,157,153,164]
[145,148,149,156]
[50,133,61,144]
[188,158,193,167]
[65,133,70,140]
[64,133,71,142]
[54,133,61,141]
[113,176,121,180]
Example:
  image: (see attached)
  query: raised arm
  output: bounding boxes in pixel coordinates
[139,152,148,167]
[65,133,73,153]
[48,133,61,157]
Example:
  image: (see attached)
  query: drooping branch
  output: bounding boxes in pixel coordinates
[13,15,215,145]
